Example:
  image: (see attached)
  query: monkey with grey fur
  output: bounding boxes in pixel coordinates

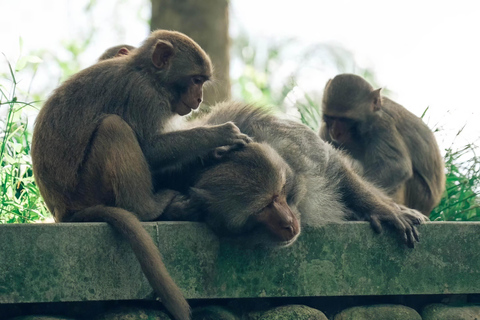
[161,102,428,249]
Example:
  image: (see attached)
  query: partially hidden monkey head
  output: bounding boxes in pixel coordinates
[191,142,301,248]
[97,44,136,61]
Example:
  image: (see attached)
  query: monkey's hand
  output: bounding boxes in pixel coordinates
[162,193,201,222]
[368,204,428,248]
[215,121,253,147]
[211,145,243,160]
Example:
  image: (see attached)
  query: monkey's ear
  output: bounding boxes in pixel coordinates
[116,47,130,57]
[152,40,174,69]
[371,88,383,112]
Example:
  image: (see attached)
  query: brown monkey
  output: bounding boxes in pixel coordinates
[319,74,445,216]
[162,103,428,249]
[97,44,136,61]
[31,30,251,320]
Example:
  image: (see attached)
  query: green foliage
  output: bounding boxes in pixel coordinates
[0,59,50,223]
[431,145,480,221]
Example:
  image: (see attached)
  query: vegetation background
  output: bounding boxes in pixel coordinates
[1,0,478,223]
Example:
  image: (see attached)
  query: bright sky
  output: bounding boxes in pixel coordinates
[1,0,479,151]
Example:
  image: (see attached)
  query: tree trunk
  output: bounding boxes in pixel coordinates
[151,0,230,106]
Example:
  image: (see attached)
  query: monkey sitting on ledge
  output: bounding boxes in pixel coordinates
[319,74,445,216]
[159,102,428,249]
[32,30,253,320]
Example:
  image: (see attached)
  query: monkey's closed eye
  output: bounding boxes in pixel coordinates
[192,76,205,85]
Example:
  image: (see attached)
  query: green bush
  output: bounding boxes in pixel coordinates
[0,59,50,223]
[431,145,480,221]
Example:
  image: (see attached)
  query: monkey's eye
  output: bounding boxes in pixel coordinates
[192,76,205,85]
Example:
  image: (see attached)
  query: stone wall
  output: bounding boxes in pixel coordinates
[1,222,479,319]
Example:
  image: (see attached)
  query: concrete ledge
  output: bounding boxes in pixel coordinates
[0,222,479,304]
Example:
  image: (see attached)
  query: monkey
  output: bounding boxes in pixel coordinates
[319,74,445,216]
[161,102,428,249]
[31,30,252,320]
[97,44,136,61]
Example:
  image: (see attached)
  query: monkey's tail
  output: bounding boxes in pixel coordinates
[68,205,191,320]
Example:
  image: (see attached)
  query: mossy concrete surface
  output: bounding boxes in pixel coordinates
[0,221,479,304]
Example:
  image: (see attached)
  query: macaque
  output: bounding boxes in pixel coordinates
[97,44,136,61]
[162,103,428,249]
[319,74,445,216]
[31,30,251,320]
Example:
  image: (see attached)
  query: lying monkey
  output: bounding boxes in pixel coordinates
[160,102,428,248]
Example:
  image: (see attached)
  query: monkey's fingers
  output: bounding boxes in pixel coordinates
[235,133,253,145]
[405,227,416,248]
[213,146,232,159]
[412,226,420,242]
[390,217,410,246]
[397,214,421,247]
[398,205,429,225]
[369,216,383,234]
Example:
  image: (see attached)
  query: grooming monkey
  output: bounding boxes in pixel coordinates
[31,30,251,320]
[320,74,445,216]
[161,103,428,249]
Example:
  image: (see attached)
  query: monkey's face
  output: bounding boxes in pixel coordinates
[147,34,212,116]
[322,115,357,146]
[171,76,208,116]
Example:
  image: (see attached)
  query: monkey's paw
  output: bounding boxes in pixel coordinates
[219,121,253,147]
[368,205,427,249]
[396,204,430,224]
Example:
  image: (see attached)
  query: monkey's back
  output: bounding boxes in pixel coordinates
[382,98,445,212]
[31,59,156,216]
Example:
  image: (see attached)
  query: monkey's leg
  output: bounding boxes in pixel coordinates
[79,114,177,221]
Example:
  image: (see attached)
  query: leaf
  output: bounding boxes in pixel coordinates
[15,55,43,72]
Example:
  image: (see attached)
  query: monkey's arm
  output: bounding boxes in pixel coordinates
[328,151,425,248]
[363,127,413,194]
[143,122,251,172]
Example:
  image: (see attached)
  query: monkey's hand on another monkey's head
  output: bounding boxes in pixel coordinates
[215,121,253,147]
[368,204,429,248]
[211,145,246,160]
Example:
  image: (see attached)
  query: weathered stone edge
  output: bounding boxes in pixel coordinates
[0,221,478,303]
